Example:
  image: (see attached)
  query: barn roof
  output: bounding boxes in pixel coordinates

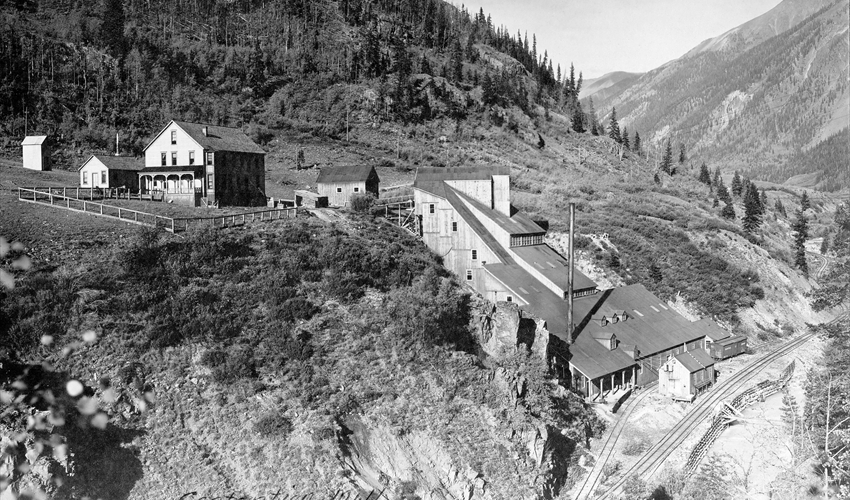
[577,285,706,358]
[483,264,635,380]
[144,120,266,154]
[316,165,377,184]
[511,245,598,291]
[78,155,144,172]
[693,318,730,341]
[414,165,510,183]
[675,349,715,373]
[446,188,515,265]
[21,136,48,146]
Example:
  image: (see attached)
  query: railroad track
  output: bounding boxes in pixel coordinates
[807,250,831,282]
[572,385,658,500]
[594,312,848,500]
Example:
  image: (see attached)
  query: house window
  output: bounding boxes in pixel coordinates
[506,296,513,303]
[354,187,360,193]
[171,130,176,145]
[82,174,88,185]
[336,187,342,193]
[189,151,195,165]
[206,152,214,166]
[101,171,107,184]
[429,204,435,214]
[452,221,458,232]
[471,249,478,260]
[207,174,214,190]
[466,269,473,281]
[161,152,167,166]
[171,152,177,166]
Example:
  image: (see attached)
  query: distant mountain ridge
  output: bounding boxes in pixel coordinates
[687,0,835,55]
[589,0,850,191]
[579,71,642,101]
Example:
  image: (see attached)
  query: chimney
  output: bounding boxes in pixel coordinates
[202,126,208,137]
[566,203,575,345]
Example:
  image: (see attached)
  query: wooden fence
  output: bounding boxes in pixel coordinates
[16,187,297,234]
[16,186,163,201]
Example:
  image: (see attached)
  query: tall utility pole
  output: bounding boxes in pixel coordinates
[566,202,575,345]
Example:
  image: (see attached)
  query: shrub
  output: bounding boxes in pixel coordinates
[253,413,293,438]
[350,193,375,212]
[622,434,651,456]
[274,296,319,323]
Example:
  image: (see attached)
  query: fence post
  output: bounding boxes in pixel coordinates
[171,219,175,233]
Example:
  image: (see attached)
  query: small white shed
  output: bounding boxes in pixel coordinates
[21,136,51,171]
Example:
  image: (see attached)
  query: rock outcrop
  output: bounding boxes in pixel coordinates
[473,299,550,363]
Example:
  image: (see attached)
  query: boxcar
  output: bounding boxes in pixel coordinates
[710,335,748,360]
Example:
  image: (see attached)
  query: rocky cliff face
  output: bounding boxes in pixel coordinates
[334,300,585,500]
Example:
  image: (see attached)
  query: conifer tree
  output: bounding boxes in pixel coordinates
[722,200,736,220]
[678,143,686,164]
[632,131,641,156]
[743,184,763,234]
[621,127,630,150]
[713,197,719,208]
[660,139,673,175]
[101,0,126,57]
[800,191,811,211]
[731,171,743,197]
[792,209,809,274]
[775,198,787,218]
[597,121,605,137]
[698,163,712,185]
[820,235,830,255]
[590,121,598,136]
[571,105,585,133]
[760,188,768,209]
[608,107,621,143]
[717,177,732,204]
[653,172,661,185]
[712,167,722,188]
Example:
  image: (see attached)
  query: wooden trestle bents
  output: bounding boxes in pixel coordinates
[684,360,796,474]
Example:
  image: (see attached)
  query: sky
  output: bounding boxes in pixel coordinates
[468,0,784,79]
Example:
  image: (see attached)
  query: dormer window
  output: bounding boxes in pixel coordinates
[612,314,619,323]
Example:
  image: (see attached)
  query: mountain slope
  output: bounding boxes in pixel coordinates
[578,71,642,101]
[687,0,835,55]
[589,0,849,191]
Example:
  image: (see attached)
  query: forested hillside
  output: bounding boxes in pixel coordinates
[0,0,590,163]
[587,0,849,191]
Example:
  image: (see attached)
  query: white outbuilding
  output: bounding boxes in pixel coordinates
[21,135,52,171]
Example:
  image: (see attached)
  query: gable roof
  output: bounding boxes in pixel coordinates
[21,136,48,146]
[78,155,144,172]
[316,165,378,184]
[675,349,715,373]
[144,120,265,154]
